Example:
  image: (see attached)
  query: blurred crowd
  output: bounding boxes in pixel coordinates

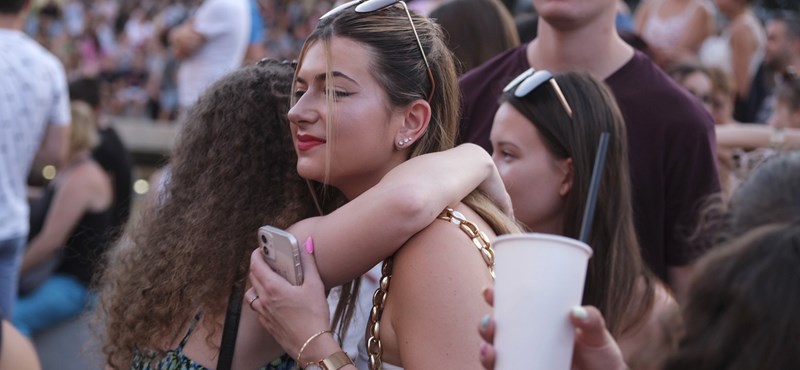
[3,0,800,368]
[19,0,796,124]
[22,0,333,120]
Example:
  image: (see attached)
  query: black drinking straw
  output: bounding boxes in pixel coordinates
[578,132,610,243]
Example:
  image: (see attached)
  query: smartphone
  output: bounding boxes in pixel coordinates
[258,225,304,285]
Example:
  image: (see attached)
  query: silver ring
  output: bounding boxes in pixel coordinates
[248,295,259,310]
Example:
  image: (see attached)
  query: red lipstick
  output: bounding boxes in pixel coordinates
[296,134,326,152]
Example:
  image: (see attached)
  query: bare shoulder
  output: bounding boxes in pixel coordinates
[61,160,112,207]
[61,160,109,191]
[381,204,494,368]
[392,204,497,274]
[730,18,758,46]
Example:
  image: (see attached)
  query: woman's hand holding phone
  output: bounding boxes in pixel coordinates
[248,236,333,360]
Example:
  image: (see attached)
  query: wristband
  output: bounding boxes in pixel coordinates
[304,351,353,370]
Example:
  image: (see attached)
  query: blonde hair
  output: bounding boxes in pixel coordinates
[69,101,99,155]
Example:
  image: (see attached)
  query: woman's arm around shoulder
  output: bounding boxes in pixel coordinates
[286,144,509,288]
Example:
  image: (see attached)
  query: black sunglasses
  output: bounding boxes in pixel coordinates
[503,69,573,119]
[320,0,435,101]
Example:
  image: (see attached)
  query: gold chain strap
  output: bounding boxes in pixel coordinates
[437,207,495,278]
[365,207,495,369]
[366,257,393,370]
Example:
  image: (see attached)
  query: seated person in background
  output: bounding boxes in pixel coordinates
[68,77,134,238]
[14,102,114,337]
[698,0,765,119]
[667,63,716,118]
[706,66,740,125]
[715,74,800,200]
[667,63,737,199]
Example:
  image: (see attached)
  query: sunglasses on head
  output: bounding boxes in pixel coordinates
[503,69,573,119]
[256,58,297,69]
[319,0,435,101]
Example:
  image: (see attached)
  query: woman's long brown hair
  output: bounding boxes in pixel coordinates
[503,72,655,337]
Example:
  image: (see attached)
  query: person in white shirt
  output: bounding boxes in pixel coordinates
[0,0,70,317]
[170,0,250,113]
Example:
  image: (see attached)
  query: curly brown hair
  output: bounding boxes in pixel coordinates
[96,62,320,369]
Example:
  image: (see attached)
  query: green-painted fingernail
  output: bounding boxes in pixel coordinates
[480,314,491,329]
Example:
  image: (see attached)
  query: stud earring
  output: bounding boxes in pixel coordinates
[397,137,412,147]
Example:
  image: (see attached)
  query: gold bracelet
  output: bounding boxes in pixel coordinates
[304,350,354,370]
[297,329,332,365]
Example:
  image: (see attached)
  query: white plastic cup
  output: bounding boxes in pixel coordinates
[493,233,593,370]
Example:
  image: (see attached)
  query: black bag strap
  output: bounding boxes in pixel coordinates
[217,278,245,370]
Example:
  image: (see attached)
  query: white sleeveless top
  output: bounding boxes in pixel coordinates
[699,12,765,79]
[641,0,701,50]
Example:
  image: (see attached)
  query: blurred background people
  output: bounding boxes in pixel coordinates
[244,0,267,65]
[706,65,740,125]
[634,0,715,67]
[699,0,766,121]
[14,102,113,337]
[667,62,738,125]
[429,0,520,75]
[169,0,250,114]
[0,0,70,317]
[69,77,133,239]
[667,63,717,114]
[744,10,800,123]
[713,73,800,200]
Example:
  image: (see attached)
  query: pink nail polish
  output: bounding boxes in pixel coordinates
[305,236,314,254]
[479,342,488,358]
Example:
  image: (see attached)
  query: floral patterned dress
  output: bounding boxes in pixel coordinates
[131,314,296,370]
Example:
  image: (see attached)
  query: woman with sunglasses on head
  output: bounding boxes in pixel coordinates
[485,69,676,368]
[97,58,511,370]
[248,1,520,369]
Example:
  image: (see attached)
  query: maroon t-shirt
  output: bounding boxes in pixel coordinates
[459,44,720,280]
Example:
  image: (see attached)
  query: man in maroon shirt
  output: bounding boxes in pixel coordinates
[459,0,720,300]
